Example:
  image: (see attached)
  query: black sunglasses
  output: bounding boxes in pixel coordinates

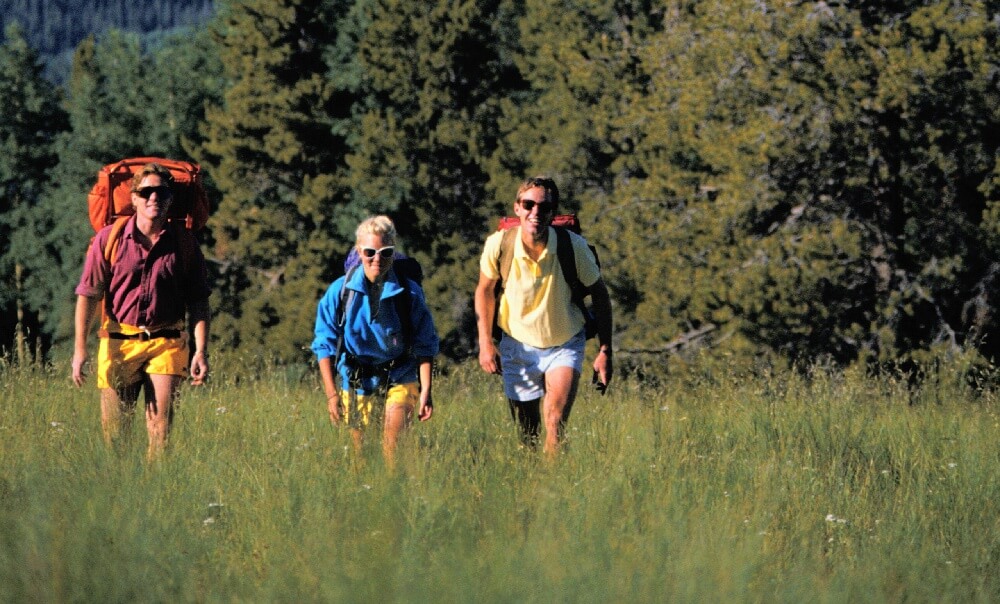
[135,185,172,199]
[518,199,555,214]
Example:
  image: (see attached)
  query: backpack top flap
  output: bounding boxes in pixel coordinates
[496,213,580,234]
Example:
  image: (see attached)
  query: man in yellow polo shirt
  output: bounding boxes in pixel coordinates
[475,176,613,457]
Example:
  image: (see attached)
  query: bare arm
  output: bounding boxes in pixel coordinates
[474,271,501,374]
[417,356,433,421]
[188,298,211,385]
[72,295,102,386]
[318,356,341,424]
[588,278,614,391]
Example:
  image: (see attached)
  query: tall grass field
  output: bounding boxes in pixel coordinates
[2,355,999,602]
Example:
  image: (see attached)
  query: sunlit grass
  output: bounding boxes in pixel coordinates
[1,355,998,601]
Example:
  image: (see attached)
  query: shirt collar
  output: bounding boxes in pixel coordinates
[122,215,175,242]
[346,265,404,299]
[513,226,554,261]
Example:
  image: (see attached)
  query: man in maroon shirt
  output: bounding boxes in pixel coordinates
[72,163,211,461]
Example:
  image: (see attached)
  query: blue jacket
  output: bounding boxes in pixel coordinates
[312,266,439,393]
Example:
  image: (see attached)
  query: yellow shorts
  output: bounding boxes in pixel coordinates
[97,322,189,389]
[340,382,418,428]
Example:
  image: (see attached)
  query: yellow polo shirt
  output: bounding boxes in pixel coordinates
[480,226,601,348]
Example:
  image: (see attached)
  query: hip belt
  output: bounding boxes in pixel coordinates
[99,328,183,341]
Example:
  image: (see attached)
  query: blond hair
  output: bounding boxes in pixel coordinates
[355,215,397,246]
[130,162,175,192]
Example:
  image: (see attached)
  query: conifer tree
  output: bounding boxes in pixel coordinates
[0,23,68,358]
[338,0,522,356]
[610,0,1000,369]
[484,0,661,364]
[486,0,659,205]
[148,27,224,161]
[198,0,347,359]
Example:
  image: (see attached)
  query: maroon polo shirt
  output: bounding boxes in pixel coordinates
[76,217,210,328]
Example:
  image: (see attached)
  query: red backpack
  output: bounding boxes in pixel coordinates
[87,157,209,263]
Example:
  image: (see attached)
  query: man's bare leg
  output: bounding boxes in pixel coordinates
[144,374,181,462]
[542,367,580,459]
[101,384,139,447]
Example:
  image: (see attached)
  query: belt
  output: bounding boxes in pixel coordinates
[344,352,410,386]
[100,328,182,341]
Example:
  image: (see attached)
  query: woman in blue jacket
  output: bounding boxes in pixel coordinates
[312,215,439,462]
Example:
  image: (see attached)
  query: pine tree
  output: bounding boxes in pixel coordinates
[198,0,347,360]
[0,23,69,359]
[345,0,523,356]
[148,26,224,160]
[608,0,1000,370]
[483,0,662,365]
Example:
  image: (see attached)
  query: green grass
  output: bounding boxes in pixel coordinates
[2,356,999,602]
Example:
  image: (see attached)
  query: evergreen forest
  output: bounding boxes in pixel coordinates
[2,0,999,378]
[0,0,215,81]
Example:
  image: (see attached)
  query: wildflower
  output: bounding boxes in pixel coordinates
[202,502,224,527]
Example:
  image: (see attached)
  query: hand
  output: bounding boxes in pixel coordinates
[592,349,613,395]
[327,394,343,425]
[478,340,501,375]
[71,350,89,387]
[190,351,209,386]
[418,393,433,422]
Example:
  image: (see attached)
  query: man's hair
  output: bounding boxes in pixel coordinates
[516,176,559,209]
[355,215,397,246]
[130,162,175,192]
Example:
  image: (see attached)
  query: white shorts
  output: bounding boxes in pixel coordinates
[499,330,586,401]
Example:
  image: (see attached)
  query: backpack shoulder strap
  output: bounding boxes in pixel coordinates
[391,270,414,351]
[98,216,132,325]
[498,226,518,289]
[334,266,359,364]
[336,266,358,328]
[102,216,131,265]
[554,227,587,307]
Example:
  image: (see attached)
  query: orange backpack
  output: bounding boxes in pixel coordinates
[87,157,208,269]
[87,157,209,233]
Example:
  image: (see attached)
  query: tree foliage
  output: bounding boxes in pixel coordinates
[606,1,1000,370]
[0,0,214,81]
[344,0,524,356]
[6,0,1000,374]
[198,0,348,360]
[0,23,68,356]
